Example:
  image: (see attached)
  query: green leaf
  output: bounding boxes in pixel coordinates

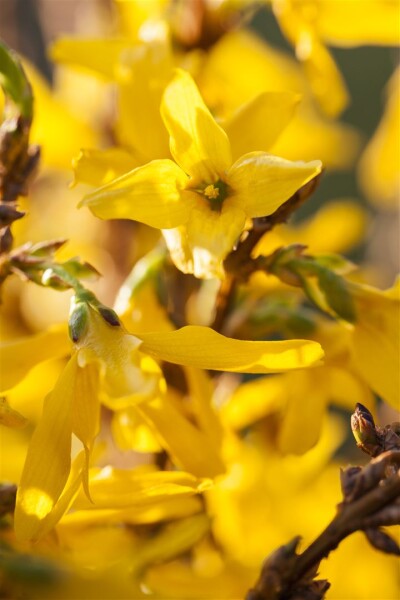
[60,258,101,281]
[312,253,356,275]
[0,42,33,120]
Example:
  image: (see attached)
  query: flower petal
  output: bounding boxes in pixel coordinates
[72,147,140,187]
[71,357,101,499]
[0,397,28,429]
[161,69,231,183]
[227,152,322,218]
[223,91,300,161]
[50,38,129,80]
[0,326,70,392]
[72,466,212,510]
[138,326,324,373]
[350,281,400,409]
[137,393,226,478]
[163,202,246,279]
[14,355,77,541]
[277,371,328,455]
[80,160,194,228]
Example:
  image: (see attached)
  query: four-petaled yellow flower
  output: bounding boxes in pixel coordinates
[82,69,322,279]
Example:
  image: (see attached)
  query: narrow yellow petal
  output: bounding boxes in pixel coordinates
[272,0,349,116]
[50,38,129,80]
[81,160,194,228]
[0,397,28,429]
[223,91,300,161]
[130,514,210,574]
[223,375,286,430]
[227,152,322,219]
[72,147,140,187]
[277,371,328,455]
[62,496,203,526]
[300,36,349,118]
[138,326,324,373]
[72,466,212,510]
[33,451,85,541]
[0,325,69,392]
[14,355,78,541]
[161,69,231,184]
[71,358,101,500]
[184,367,223,448]
[115,41,172,160]
[137,394,226,478]
[350,282,400,409]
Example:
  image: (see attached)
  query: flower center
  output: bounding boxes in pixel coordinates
[202,180,228,211]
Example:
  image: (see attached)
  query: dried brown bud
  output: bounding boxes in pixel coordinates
[351,403,382,456]
[364,527,400,556]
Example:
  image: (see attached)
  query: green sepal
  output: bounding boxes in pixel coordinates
[68,299,90,342]
[316,268,356,322]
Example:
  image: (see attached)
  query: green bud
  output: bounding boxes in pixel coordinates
[68,299,90,343]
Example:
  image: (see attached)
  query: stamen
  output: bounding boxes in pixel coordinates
[204,184,220,200]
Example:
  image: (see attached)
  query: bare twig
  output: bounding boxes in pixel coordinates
[246,406,400,600]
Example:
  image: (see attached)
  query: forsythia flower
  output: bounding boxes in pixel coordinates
[14,304,162,542]
[270,0,400,117]
[9,292,323,541]
[82,69,321,278]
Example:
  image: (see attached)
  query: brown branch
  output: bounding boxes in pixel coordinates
[246,410,400,600]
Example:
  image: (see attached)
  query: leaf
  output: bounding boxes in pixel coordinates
[0,41,33,119]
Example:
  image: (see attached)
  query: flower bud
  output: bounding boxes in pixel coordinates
[68,298,90,342]
[351,403,381,456]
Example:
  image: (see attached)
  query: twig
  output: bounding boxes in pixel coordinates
[246,407,400,600]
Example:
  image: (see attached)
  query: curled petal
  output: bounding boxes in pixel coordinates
[138,326,324,373]
[0,326,69,393]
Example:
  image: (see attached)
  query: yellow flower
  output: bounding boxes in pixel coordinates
[10,286,323,542]
[270,0,400,117]
[14,304,162,542]
[82,69,321,278]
